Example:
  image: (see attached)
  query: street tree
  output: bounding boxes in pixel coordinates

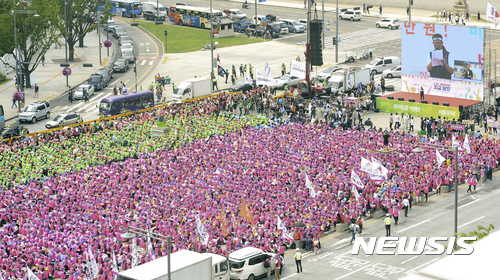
[55,0,112,61]
[0,0,60,89]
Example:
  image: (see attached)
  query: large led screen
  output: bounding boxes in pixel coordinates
[401,22,484,101]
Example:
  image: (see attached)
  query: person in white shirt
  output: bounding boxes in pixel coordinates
[394,113,401,129]
[402,197,410,217]
[410,117,415,132]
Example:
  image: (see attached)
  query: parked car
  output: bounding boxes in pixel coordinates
[143,10,165,21]
[122,50,135,63]
[113,27,126,39]
[175,2,195,6]
[120,43,134,55]
[229,79,255,92]
[339,10,362,21]
[118,35,132,46]
[317,66,344,82]
[383,65,402,78]
[234,18,252,32]
[299,19,307,28]
[277,74,300,89]
[275,21,289,35]
[113,59,130,72]
[45,112,82,129]
[252,15,266,23]
[375,18,400,29]
[229,247,280,280]
[74,84,95,100]
[280,19,305,33]
[223,8,247,20]
[1,126,23,139]
[365,56,401,74]
[18,101,51,124]
[104,19,116,32]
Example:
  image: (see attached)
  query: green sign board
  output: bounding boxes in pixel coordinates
[377,98,460,119]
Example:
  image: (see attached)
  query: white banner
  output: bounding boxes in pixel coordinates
[256,70,280,86]
[486,2,499,27]
[360,157,371,174]
[265,61,271,77]
[196,215,209,246]
[452,135,463,151]
[244,72,253,85]
[131,238,139,268]
[277,216,295,244]
[351,170,365,189]
[147,232,155,260]
[352,185,360,201]
[305,173,317,198]
[290,60,306,79]
[436,149,446,167]
[26,267,38,280]
[88,248,99,279]
[464,134,471,153]
[371,159,388,181]
[347,68,351,88]
[112,251,119,280]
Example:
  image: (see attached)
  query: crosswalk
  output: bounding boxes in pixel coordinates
[52,91,114,120]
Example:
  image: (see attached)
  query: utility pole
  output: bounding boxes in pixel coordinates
[210,0,214,86]
[98,13,102,66]
[335,0,339,62]
[409,0,412,22]
[65,0,68,87]
[322,0,325,49]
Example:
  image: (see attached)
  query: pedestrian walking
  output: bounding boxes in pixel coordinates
[402,196,409,217]
[11,95,17,108]
[379,4,382,15]
[274,255,281,280]
[69,89,74,103]
[356,216,365,234]
[225,69,229,84]
[294,248,302,273]
[393,205,399,225]
[83,89,89,103]
[212,76,218,90]
[122,84,128,94]
[217,53,220,63]
[239,64,244,77]
[113,85,118,95]
[264,256,273,279]
[34,84,39,98]
[313,236,320,255]
[349,223,359,244]
[281,63,286,76]
[369,46,373,59]
[119,81,123,94]
[384,213,391,236]
[41,55,45,66]
[231,72,236,85]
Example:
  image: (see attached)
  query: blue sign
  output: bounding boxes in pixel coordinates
[339,37,341,42]
[258,0,266,2]
[326,28,330,31]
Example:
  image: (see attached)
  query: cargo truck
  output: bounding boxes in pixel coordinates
[172,77,212,102]
[319,67,371,95]
[117,250,229,280]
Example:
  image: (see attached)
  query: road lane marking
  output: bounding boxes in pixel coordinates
[397,219,430,234]
[331,237,351,246]
[333,264,371,280]
[141,60,146,66]
[149,61,154,65]
[458,216,485,229]
[281,273,297,280]
[110,79,119,85]
[458,199,480,209]
[405,258,439,274]
[401,255,419,264]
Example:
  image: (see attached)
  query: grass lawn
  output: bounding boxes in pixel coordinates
[139,22,265,53]
[0,78,10,86]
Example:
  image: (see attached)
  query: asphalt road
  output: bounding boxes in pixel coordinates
[9,19,163,133]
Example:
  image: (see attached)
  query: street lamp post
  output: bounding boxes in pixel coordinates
[121,226,171,280]
[65,0,68,87]
[210,0,214,85]
[13,10,39,92]
[413,143,459,249]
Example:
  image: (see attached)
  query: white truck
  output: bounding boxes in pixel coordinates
[323,67,371,95]
[142,1,168,18]
[172,77,212,102]
[117,250,229,280]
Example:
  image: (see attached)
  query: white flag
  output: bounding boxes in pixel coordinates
[147,232,155,261]
[351,170,365,189]
[264,61,271,77]
[346,68,351,88]
[352,185,360,201]
[305,173,317,198]
[26,267,38,280]
[290,60,306,79]
[195,215,209,246]
[436,149,446,167]
[131,238,139,268]
[277,216,295,244]
[256,70,280,86]
[463,134,471,153]
[112,251,119,280]
[370,158,388,181]
[452,135,463,151]
[244,72,253,85]
[360,157,371,173]
[87,248,99,279]
[487,2,500,27]
[0,270,4,280]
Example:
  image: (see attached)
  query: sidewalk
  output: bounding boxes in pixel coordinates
[0,29,116,122]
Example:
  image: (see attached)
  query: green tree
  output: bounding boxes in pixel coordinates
[0,0,60,89]
[56,0,112,61]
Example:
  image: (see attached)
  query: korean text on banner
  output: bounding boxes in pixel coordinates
[290,60,306,79]
[277,216,295,244]
[195,215,209,245]
[360,157,371,173]
[351,170,365,189]
[256,70,279,86]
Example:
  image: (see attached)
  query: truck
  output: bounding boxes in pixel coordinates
[116,250,229,280]
[320,67,370,95]
[172,77,212,102]
[87,68,113,91]
[142,1,168,19]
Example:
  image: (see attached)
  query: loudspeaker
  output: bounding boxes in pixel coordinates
[421,100,428,103]
[388,96,394,100]
[459,105,463,112]
[432,101,439,105]
[409,98,415,102]
[443,102,450,106]
[398,97,404,101]
[374,108,379,113]
[310,20,323,66]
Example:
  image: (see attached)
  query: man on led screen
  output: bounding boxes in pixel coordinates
[462,63,474,79]
[426,33,454,79]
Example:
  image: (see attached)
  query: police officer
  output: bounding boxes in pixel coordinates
[172,83,177,93]
[231,72,236,85]
[281,63,286,76]
[384,213,392,236]
[294,248,302,273]
[212,76,218,90]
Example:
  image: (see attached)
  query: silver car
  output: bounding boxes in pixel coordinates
[18,101,51,124]
[375,18,400,29]
[277,74,300,89]
[120,43,134,55]
[383,65,402,78]
[74,84,95,100]
[45,112,82,129]
[122,50,135,63]
[317,66,344,82]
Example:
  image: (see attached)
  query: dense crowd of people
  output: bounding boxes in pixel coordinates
[0,90,500,279]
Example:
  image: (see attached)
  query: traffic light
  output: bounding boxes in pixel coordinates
[410,0,413,5]
[133,66,137,73]
[60,63,70,67]
[332,36,336,45]
[21,74,25,87]
[310,19,323,66]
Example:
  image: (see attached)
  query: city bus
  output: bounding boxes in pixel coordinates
[98,91,154,117]
[109,0,143,18]
[169,6,222,29]
[0,105,4,130]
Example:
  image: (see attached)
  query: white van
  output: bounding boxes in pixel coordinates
[275,21,289,34]
[142,1,168,18]
[204,253,230,280]
[229,247,277,280]
[365,56,401,74]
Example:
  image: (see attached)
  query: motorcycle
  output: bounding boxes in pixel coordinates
[359,50,369,60]
[242,2,250,9]
[344,53,355,63]
[201,41,219,51]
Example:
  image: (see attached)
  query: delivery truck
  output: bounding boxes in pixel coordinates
[142,1,168,18]
[117,250,229,280]
[318,67,371,95]
[172,77,212,102]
